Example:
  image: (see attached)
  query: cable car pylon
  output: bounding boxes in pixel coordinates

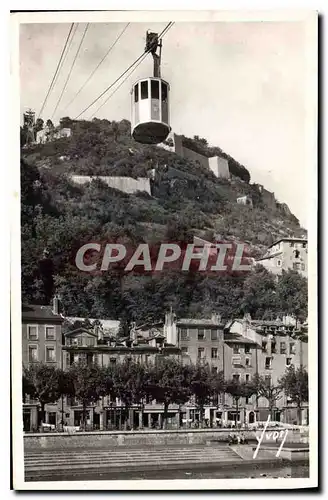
[131,31,171,145]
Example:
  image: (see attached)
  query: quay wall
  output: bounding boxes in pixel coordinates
[24,427,309,451]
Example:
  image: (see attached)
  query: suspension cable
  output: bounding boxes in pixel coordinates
[63,23,130,113]
[37,23,74,120]
[51,23,89,121]
[74,22,173,120]
[90,22,174,119]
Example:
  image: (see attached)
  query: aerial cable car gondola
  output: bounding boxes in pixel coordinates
[131,31,171,145]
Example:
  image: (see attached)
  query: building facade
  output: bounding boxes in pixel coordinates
[22,301,64,431]
[256,237,308,277]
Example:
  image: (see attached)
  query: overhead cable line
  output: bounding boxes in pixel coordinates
[37,23,75,120]
[90,22,174,118]
[90,52,148,119]
[74,22,174,120]
[63,23,130,112]
[51,23,90,121]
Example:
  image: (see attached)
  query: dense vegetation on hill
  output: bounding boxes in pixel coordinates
[21,118,307,323]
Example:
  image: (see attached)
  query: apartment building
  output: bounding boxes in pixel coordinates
[22,300,64,431]
[256,237,308,277]
[224,316,308,424]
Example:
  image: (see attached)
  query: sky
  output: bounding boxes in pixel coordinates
[20,20,313,227]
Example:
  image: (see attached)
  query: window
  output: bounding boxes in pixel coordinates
[233,345,240,354]
[134,84,139,102]
[45,326,55,340]
[293,262,301,270]
[181,347,188,355]
[211,330,218,341]
[28,345,38,362]
[161,82,168,102]
[28,325,38,340]
[265,375,271,386]
[211,348,218,359]
[198,347,205,359]
[180,328,188,340]
[110,358,117,365]
[232,357,241,367]
[302,242,307,248]
[245,358,250,367]
[140,80,148,100]
[277,260,282,267]
[86,337,95,347]
[232,374,240,382]
[271,341,277,354]
[280,342,286,354]
[262,341,267,353]
[245,374,250,382]
[211,366,218,375]
[289,343,296,355]
[245,345,251,354]
[286,357,292,366]
[198,329,205,340]
[245,396,250,404]
[265,357,272,369]
[151,80,159,99]
[301,263,305,270]
[289,242,295,247]
[294,250,300,258]
[45,346,56,362]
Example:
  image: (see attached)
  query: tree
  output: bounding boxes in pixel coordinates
[23,363,63,426]
[242,265,278,319]
[189,363,216,427]
[253,374,282,420]
[46,119,54,129]
[276,270,308,325]
[35,118,44,133]
[114,359,150,429]
[225,379,257,426]
[279,366,308,424]
[147,358,191,429]
[67,363,104,430]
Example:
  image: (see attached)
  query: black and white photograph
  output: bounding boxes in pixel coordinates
[10,8,318,490]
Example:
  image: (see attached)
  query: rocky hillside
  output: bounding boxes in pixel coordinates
[21,117,307,322]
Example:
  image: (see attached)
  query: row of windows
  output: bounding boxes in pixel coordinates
[180,328,220,341]
[27,325,56,341]
[232,345,251,354]
[28,345,56,363]
[181,347,219,359]
[262,341,296,355]
[134,80,168,103]
[264,356,294,369]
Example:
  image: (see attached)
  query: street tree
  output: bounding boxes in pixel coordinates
[225,379,257,427]
[279,365,308,424]
[23,363,63,426]
[147,357,191,429]
[67,363,104,430]
[253,374,283,420]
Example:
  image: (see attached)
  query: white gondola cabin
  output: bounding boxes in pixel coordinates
[131,77,171,145]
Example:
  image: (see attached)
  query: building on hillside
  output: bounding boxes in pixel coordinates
[255,184,276,209]
[237,195,253,207]
[22,297,64,431]
[170,133,231,180]
[256,237,308,278]
[224,316,308,424]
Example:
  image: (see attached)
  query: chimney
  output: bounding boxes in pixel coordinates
[211,313,221,324]
[130,322,137,342]
[52,294,60,315]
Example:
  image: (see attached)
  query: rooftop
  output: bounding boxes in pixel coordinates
[268,237,307,248]
[22,304,64,323]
